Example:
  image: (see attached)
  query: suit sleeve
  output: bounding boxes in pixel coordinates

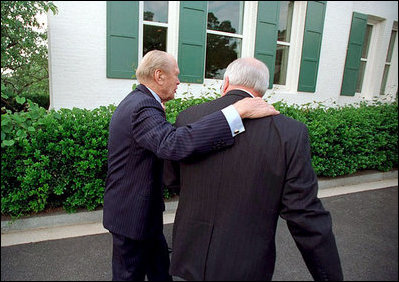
[131,99,234,161]
[279,124,343,281]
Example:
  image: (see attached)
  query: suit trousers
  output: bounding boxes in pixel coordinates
[111,232,172,281]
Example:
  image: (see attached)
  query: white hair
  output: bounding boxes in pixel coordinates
[223,57,270,95]
[136,50,174,83]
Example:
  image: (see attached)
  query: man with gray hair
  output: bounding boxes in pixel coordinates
[103,51,280,281]
[164,57,343,281]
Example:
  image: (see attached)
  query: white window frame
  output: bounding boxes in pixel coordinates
[138,1,180,64]
[358,16,385,99]
[204,1,245,81]
[206,1,308,92]
[381,21,398,96]
[136,1,310,93]
[274,1,294,88]
[356,23,373,95]
[273,1,307,93]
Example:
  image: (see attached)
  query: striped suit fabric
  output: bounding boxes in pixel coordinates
[165,90,343,281]
[103,83,234,240]
[103,84,239,280]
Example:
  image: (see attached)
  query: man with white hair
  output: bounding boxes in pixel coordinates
[103,51,279,281]
[164,57,343,281]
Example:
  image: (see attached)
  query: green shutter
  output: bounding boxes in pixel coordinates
[178,1,207,83]
[254,1,280,89]
[106,1,139,79]
[297,1,327,92]
[340,12,368,96]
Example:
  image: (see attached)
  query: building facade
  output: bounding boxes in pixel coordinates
[47,1,398,110]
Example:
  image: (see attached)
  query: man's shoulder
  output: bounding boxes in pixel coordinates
[268,114,308,140]
[118,88,156,108]
[273,113,305,127]
[176,97,223,125]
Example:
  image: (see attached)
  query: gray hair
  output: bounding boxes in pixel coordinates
[136,50,174,83]
[223,57,270,95]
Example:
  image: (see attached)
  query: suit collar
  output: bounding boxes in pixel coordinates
[225,89,254,99]
[135,84,154,99]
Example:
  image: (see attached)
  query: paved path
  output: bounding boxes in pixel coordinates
[1,185,398,280]
[2,171,397,247]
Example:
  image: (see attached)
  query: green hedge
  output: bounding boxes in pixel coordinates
[1,99,398,218]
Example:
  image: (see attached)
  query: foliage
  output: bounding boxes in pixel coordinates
[164,85,221,123]
[2,105,115,218]
[1,1,58,113]
[1,96,397,218]
[274,102,398,177]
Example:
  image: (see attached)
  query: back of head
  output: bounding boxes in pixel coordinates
[224,58,269,96]
[136,50,173,83]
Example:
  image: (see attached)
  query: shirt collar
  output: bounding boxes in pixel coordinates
[146,86,162,105]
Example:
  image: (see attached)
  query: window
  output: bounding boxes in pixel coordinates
[380,22,397,95]
[356,24,372,93]
[142,1,168,56]
[205,1,244,79]
[274,1,294,85]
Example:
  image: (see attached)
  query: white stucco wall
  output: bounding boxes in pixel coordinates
[48,1,398,110]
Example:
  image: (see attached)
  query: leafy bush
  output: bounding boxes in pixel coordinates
[1,104,114,217]
[274,102,398,177]
[23,92,50,110]
[1,97,397,218]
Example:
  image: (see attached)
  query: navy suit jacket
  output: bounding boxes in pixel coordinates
[164,90,343,281]
[103,84,234,240]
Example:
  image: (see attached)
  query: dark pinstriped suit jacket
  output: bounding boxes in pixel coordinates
[164,90,343,281]
[103,84,235,240]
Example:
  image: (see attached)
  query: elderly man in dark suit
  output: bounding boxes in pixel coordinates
[164,57,343,281]
[103,50,279,281]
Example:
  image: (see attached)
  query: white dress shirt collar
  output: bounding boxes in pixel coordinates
[146,86,162,105]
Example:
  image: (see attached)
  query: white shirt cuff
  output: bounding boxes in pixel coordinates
[221,105,245,137]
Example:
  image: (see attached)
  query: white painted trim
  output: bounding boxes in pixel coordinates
[206,29,244,38]
[204,1,246,81]
[138,1,144,64]
[139,1,179,61]
[361,17,384,99]
[273,1,307,93]
[167,1,180,60]
[385,24,398,97]
[277,41,291,47]
[143,21,169,28]
[241,1,257,58]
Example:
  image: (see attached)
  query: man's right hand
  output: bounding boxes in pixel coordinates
[233,97,280,119]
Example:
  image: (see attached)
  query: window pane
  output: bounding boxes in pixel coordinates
[143,25,167,56]
[386,30,397,62]
[380,65,390,95]
[274,45,289,85]
[207,1,244,34]
[278,1,294,42]
[361,25,372,59]
[205,34,241,79]
[144,1,168,23]
[356,61,366,93]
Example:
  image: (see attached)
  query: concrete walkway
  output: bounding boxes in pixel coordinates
[1,170,397,247]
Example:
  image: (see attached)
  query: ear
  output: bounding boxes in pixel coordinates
[221,76,229,96]
[154,69,165,85]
